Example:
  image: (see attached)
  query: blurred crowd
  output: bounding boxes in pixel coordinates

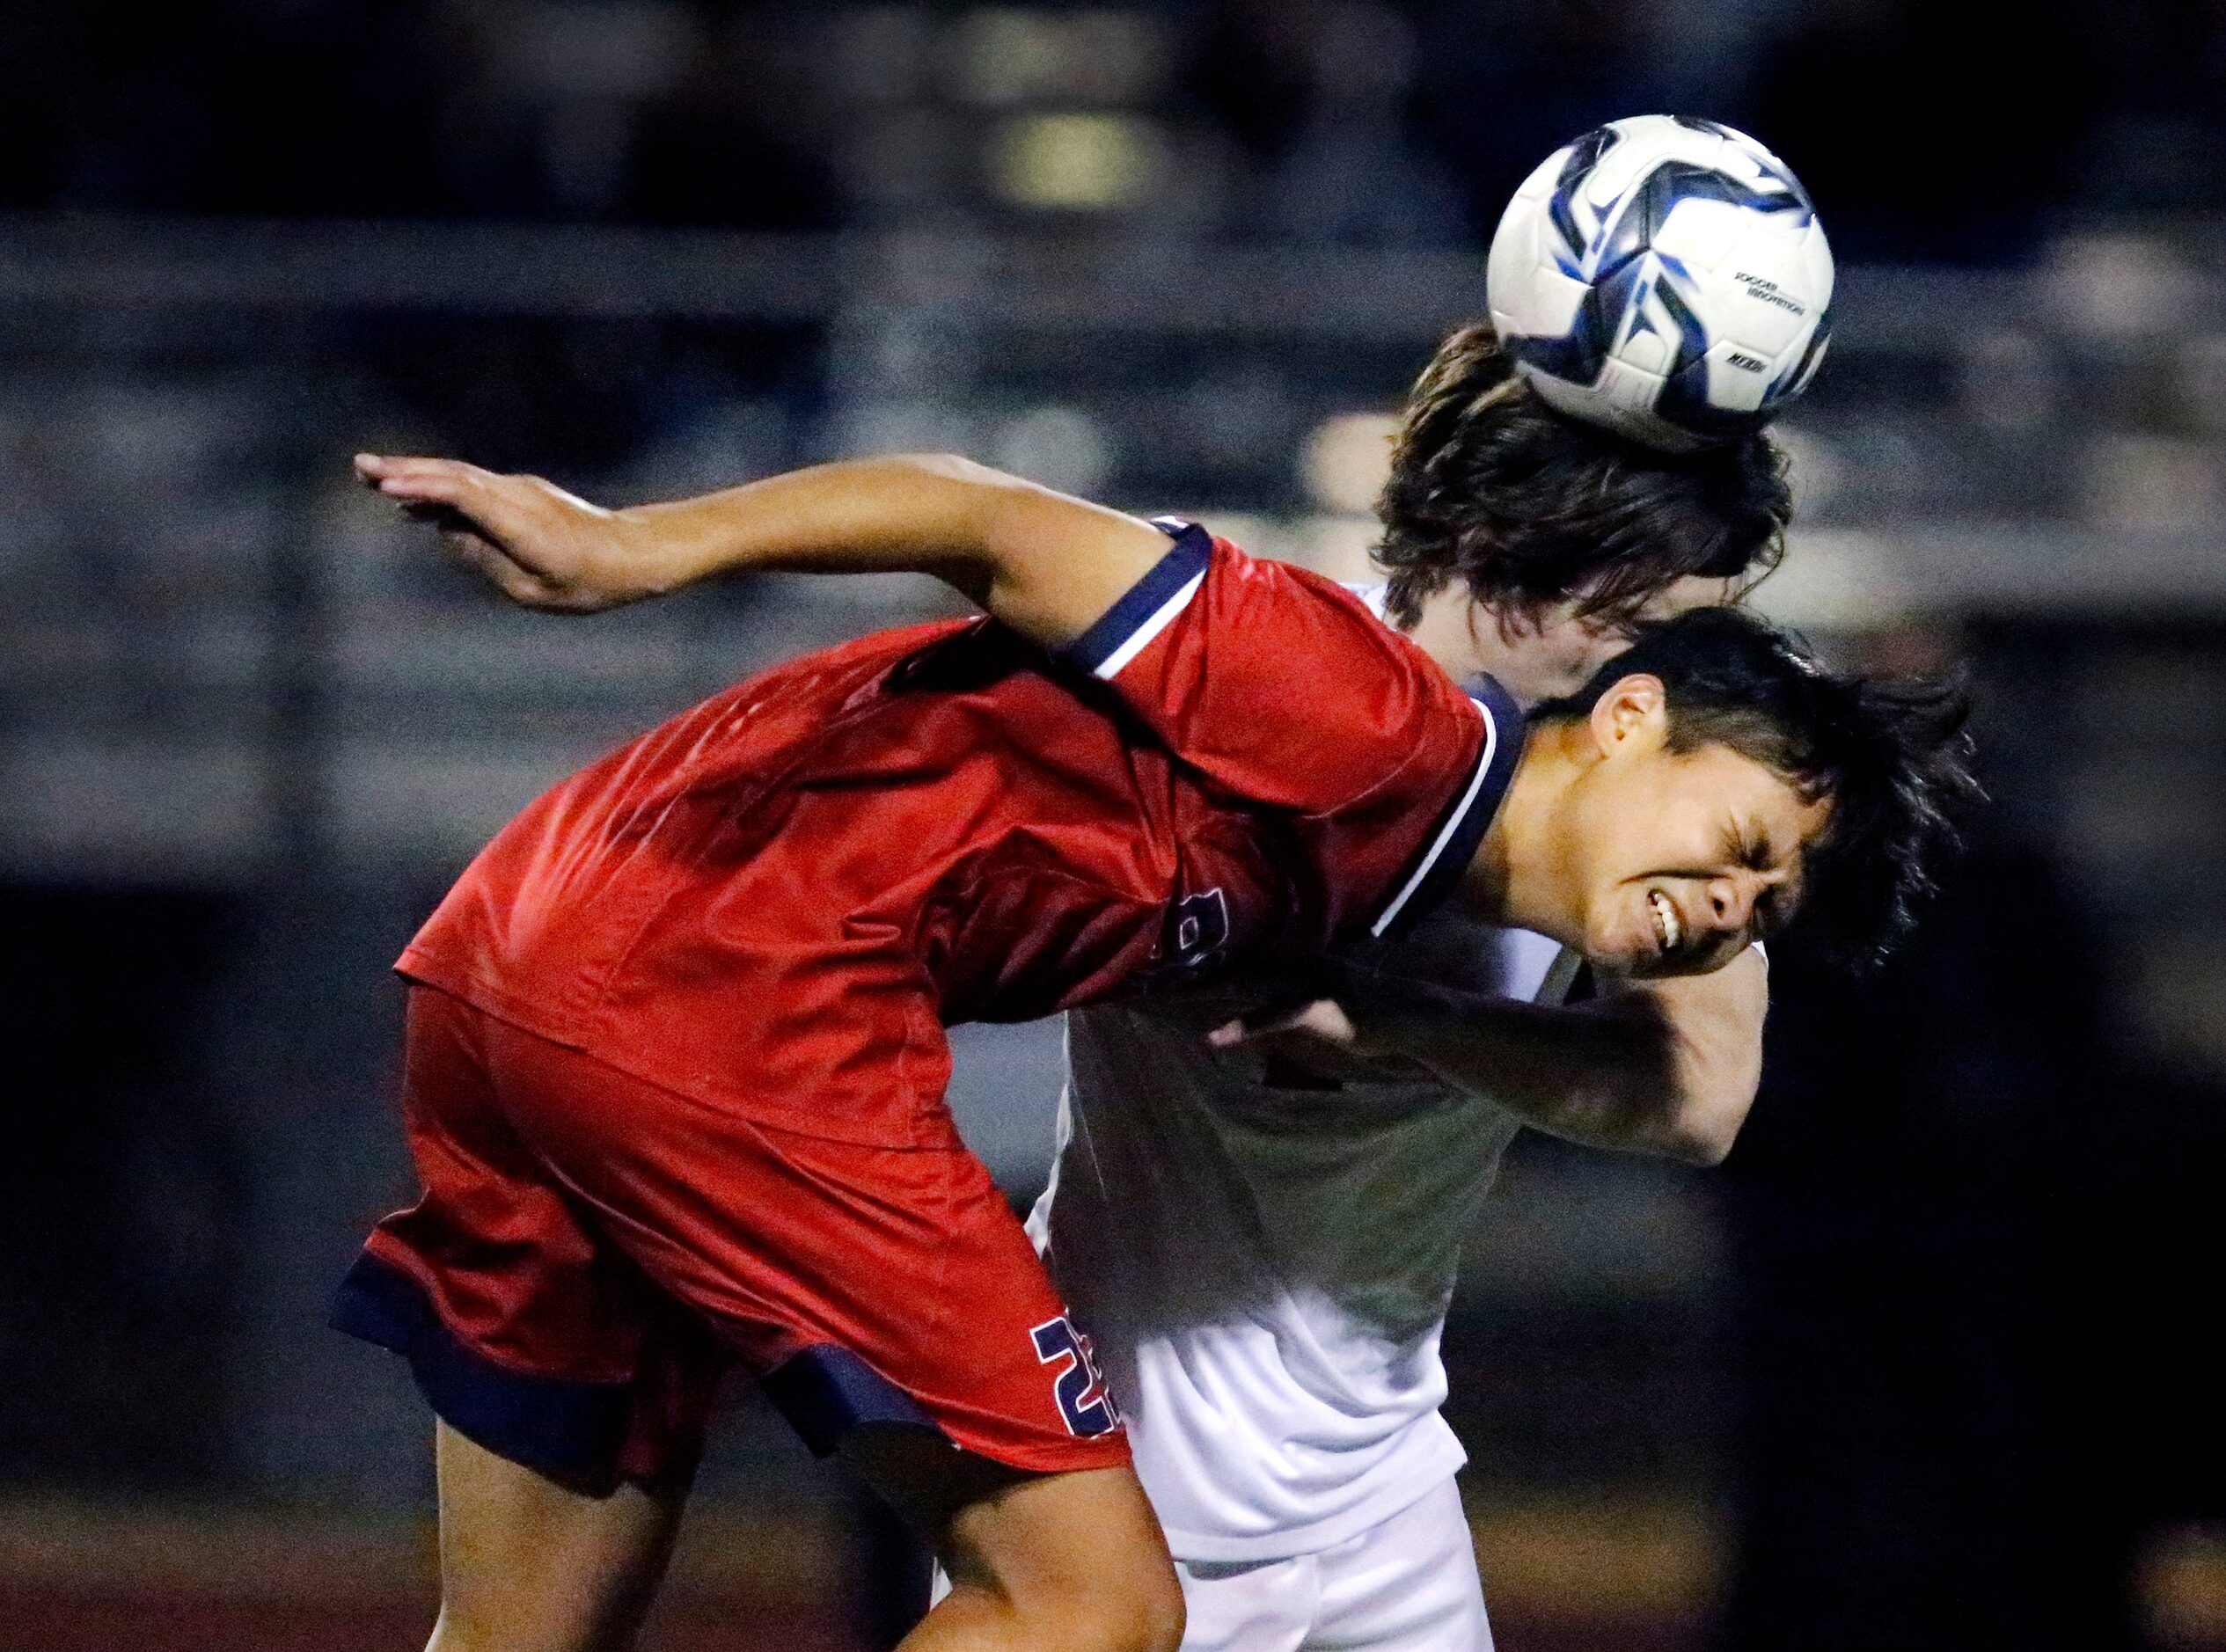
[4,7,2226,1652]
[5,0,2223,260]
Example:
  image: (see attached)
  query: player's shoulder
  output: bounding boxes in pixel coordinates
[1163,520,1471,703]
[1196,526,1406,630]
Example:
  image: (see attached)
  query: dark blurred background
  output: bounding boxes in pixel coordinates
[2,4,2222,1650]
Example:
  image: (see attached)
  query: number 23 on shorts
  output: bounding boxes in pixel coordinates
[1031,1315,1121,1437]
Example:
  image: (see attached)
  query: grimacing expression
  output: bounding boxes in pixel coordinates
[1554,678,1834,976]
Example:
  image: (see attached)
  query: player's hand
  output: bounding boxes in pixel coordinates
[1207,996,1360,1049]
[354,453,672,612]
[1205,956,1390,1056]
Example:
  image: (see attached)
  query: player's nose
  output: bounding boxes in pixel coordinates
[1705,874,1756,934]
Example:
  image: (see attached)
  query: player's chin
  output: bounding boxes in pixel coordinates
[1585,925,1659,977]
[1632,939,1744,981]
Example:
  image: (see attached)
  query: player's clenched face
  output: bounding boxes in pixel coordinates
[1543,675,1832,977]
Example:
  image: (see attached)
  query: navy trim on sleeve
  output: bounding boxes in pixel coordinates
[1059,518,1214,680]
[759,1343,949,1458]
[1369,671,1526,941]
[330,1250,636,1489]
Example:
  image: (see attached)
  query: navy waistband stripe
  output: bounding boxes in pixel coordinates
[759,1343,948,1459]
[329,1251,635,1489]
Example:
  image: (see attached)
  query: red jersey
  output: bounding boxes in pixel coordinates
[398,522,1519,1146]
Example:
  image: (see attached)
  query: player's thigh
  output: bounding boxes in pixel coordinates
[429,1419,692,1652]
[494,1032,1129,1475]
[1169,1556,1314,1652]
[1309,1480,1492,1652]
[844,1426,1183,1652]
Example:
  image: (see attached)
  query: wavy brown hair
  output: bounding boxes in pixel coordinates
[1376,327,1793,632]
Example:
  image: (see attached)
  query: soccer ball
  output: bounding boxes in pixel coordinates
[1486,114,1834,452]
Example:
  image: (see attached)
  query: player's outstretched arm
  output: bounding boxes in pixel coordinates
[1216,947,1767,1166]
[352,452,1171,650]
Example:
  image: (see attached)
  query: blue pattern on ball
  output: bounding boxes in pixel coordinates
[1513,121,1828,443]
[1545,126,1622,268]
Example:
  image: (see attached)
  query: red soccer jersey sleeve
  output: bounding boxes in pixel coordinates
[1059,519,1521,942]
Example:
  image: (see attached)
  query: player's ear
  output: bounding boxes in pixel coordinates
[1586,673,1667,758]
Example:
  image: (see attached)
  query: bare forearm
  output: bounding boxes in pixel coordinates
[1353,987,1691,1157]
[1343,949,1767,1165]
[603,456,985,596]
[356,450,1168,647]
[1600,948,1768,1163]
[618,456,1094,607]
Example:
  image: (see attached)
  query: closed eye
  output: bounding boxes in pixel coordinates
[1730,822,1775,874]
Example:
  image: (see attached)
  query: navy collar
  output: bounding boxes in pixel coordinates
[1367,671,1524,942]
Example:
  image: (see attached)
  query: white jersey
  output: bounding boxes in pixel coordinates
[1028,920,1569,1561]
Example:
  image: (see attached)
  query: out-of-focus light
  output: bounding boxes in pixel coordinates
[2137,1523,2226,1647]
[955,10,1065,105]
[844,401,982,459]
[989,113,1162,210]
[2079,434,2223,533]
[2178,334,2226,435]
[500,3,698,99]
[1749,530,1916,632]
[1767,424,1843,517]
[1300,412,1398,516]
[828,6,936,103]
[1294,514,1380,584]
[1957,332,2060,434]
[2045,235,2200,340]
[992,406,1112,495]
[951,9,1165,106]
[842,108,961,206]
[2129,944,2226,1079]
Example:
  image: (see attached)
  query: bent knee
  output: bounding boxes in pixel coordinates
[926,1458,1183,1652]
[949,1555,1183,1652]
[1127,1566,1187,1652]
[1016,1574,1184,1652]
[1058,1560,1186,1652]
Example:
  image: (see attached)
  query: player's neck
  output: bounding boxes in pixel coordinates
[1463,722,1586,947]
[1400,585,1497,681]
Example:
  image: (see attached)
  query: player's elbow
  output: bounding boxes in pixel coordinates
[890,452,1050,538]
[1658,1073,1759,1166]
[1664,1115,1739,1167]
[895,451,1017,492]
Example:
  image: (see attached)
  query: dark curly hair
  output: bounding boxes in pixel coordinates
[1376,326,1793,633]
[1531,607,1981,971]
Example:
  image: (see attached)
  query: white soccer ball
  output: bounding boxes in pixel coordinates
[1486,114,1834,452]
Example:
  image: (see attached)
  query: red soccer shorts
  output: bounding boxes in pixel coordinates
[333,985,1129,1489]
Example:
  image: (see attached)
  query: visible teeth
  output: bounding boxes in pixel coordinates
[1650,890,1682,953]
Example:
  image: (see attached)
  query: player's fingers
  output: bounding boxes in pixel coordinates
[442,527,564,607]
[362,456,597,540]
[377,467,552,556]
[362,455,612,603]
[356,452,488,489]
[1206,998,1356,1049]
[370,465,479,509]
[366,457,541,531]
[353,451,427,486]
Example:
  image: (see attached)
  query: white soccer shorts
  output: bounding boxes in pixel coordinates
[1173,1478,1493,1652]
